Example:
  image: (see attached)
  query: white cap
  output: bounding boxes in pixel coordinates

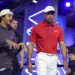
[44,6,55,13]
[0,9,13,16]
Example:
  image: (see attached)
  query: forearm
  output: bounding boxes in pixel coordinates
[28,42,34,64]
[24,46,27,53]
[20,50,24,61]
[61,44,67,61]
[60,41,68,69]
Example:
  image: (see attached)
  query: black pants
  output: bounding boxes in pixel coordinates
[69,60,75,75]
[12,56,22,75]
[0,68,12,75]
[12,63,22,75]
[69,71,75,75]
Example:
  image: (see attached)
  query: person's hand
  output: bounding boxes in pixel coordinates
[66,69,71,75]
[18,42,27,52]
[18,42,25,48]
[19,60,24,69]
[8,40,19,49]
[63,60,68,70]
[28,62,32,72]
[69,54,75,60]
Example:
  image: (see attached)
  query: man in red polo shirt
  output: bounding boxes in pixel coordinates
[28,6,68,75]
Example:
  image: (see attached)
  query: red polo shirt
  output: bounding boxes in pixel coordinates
[29,20,64,54]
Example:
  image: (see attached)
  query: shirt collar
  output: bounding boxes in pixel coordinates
[0,24,11,30]
[43,20,55,27]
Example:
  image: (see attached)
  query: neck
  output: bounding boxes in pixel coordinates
[45,20,53,25]
[0,21,8,28]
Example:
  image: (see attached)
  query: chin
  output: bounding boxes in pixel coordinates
[48,21,53,23]
[47,19,52,22]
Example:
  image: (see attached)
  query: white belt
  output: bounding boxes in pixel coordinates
[40,52,56,56]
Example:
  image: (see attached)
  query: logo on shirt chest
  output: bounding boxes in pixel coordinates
[54,30,58,32]
[52,30,59,39]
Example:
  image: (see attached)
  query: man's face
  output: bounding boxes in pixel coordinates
[2,14,13,25]
[44,11,54,23]
[10,20,18,31]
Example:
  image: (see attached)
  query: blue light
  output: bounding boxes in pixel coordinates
[65,2,71,7]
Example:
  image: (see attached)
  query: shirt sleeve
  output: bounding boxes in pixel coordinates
[0,30,8,48]
[58,28,64,42]
[29,27,37,43]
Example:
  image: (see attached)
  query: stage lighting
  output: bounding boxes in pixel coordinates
[32,0,38,3]
[65,2,71,7]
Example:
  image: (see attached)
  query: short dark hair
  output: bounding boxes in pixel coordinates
[10,18,18,23]
[12,19,17,21]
